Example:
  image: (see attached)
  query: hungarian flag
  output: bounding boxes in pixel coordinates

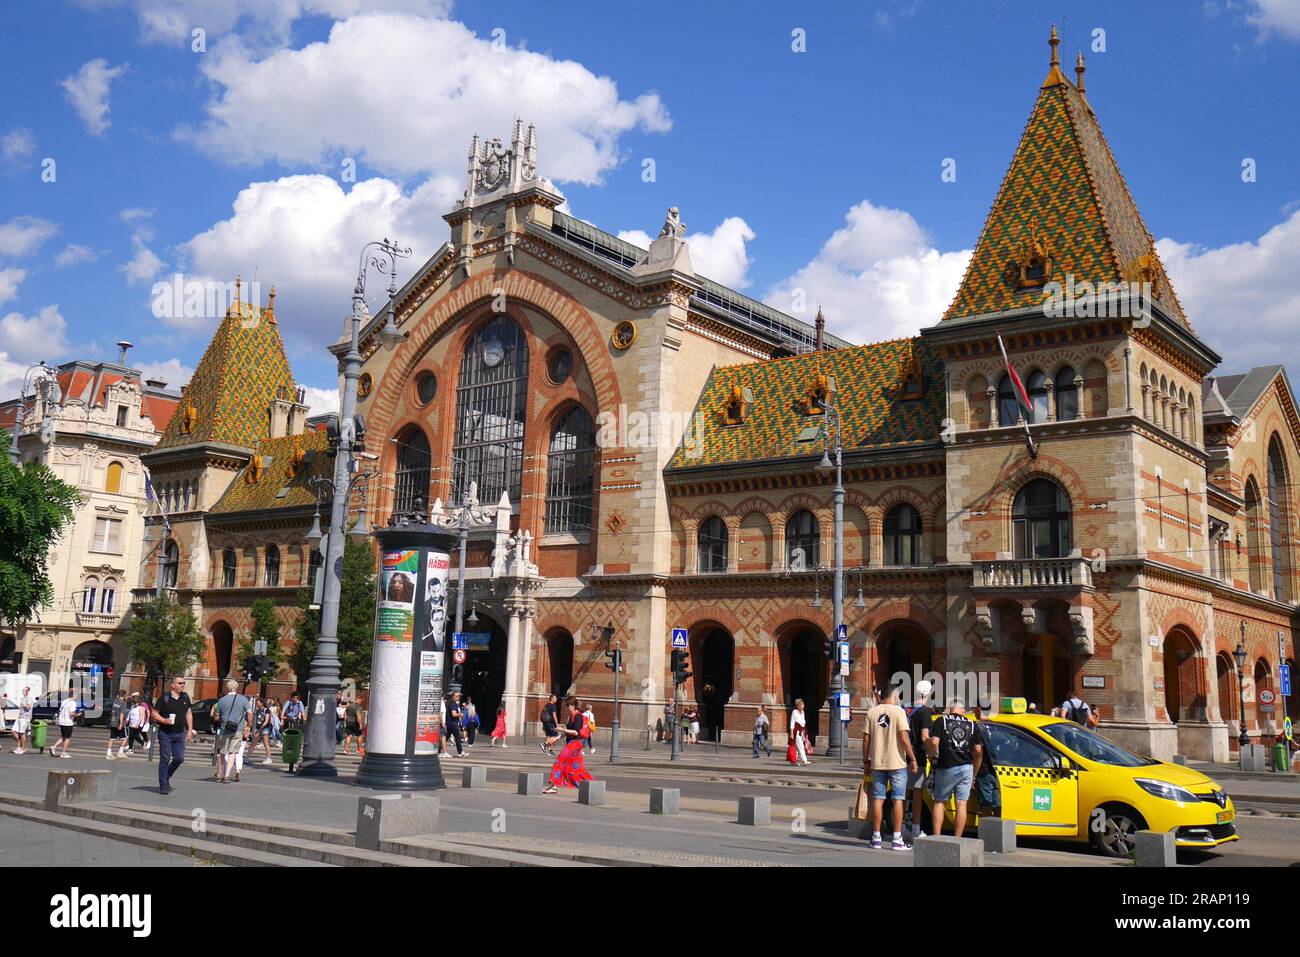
[997,334,1033,419]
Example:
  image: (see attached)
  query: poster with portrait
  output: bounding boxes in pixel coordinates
[422,551,451,652]
[414,551,451,752]
[369,549,420,754]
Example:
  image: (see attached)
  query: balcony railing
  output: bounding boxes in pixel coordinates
[973,557,1092,590]
[75,611,122,629]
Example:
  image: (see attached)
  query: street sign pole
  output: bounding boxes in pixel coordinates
[609,649,621,765]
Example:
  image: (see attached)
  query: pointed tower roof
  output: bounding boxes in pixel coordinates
[943,26,1190,330]
[155,279,297,452]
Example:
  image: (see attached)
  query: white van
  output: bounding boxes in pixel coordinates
[0,673,46,723]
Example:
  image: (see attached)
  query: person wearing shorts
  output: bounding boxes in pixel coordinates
[862,685,917,850]
[11,688,33,754]
[906,679,935,838]
[927,700,984,839]
[211,680,251,783]
[53,690,80,757]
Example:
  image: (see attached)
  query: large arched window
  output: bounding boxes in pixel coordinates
[883,503,922,565]
[1268,436,1291,602]
[100,579,117,614]
[1245,477,1264,594]
[393,427,431,515]
[1013,478,1072,559]
[264,545,281,587]
[82,577,99,613]
[1054,366,1078,421]
[1026,370,1049,423]
[545,406,596,535]
[453,316,529,505]
[105,461,123,494]
[697,516,728,573]
[997,375,1021,426]
[161,540,179,589]
[221,548,237,588]
[786,510,820,569]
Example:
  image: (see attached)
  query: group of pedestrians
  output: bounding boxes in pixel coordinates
[440,691,502,756]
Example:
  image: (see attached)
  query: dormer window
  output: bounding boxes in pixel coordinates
[798,373,832,416]
[720,383,752,425]
[116,405,128,427]
[1015,221,1054,288]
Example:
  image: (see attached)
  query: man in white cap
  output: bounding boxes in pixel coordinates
[905,678,935,840]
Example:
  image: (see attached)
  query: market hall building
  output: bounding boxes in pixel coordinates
[139,28,1298,762]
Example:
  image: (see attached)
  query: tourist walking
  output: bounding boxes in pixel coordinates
[211,679,252,784]
[905,679,935,838]
[341,698,364,755]
[335,691,346,745]
[582,702,596,753]
[282,691,306,730]
[1061,688,1095,727]
[687,703,700,745]
[788,698,811,766]
[539,693,560,755]
[252,698,274,763]
[463,697,479,748]
[862,684,918,850]
[151,676,194,795]
[125,694,145,753]
[927,699,984,838]
[10,686,33,754]
[444,691,465,757]
[752,704,771,758]
[490,705,507,747]
[106,690,128,759]
[52,687,80,758]
[543,697,593,794]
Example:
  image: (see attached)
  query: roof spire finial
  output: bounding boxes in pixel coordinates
[1049,23,1060,68]
[1041,24,1067,88]
[1075,50,1086,94]
[267,285,277,322]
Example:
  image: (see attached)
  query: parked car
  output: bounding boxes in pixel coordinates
[189,698,218,735]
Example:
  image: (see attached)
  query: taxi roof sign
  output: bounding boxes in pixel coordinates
[999,696,1028,714]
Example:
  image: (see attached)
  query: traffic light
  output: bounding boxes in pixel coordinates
[604,648,622,672]
[256,655,272,679]
[241,656,257,683]
[671,649,691,685]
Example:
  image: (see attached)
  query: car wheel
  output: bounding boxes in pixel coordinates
[1090,804,1147,858]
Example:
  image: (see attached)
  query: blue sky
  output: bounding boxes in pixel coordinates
[2,0,1299,411]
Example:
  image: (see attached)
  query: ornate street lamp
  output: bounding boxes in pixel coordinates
[1234,623,1250,750]
[816,383,847,763]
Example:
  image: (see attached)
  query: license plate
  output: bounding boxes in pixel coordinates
[1216,810,1234,823]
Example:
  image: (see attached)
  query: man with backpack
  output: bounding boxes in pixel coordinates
[1061,688,1094,727]
[211,679,251,784]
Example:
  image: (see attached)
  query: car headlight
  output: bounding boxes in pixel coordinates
[1135,778,1200,804]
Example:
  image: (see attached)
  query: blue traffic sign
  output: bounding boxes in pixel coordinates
[1282,664,1292,698]
[451,632,468,651]
[836,624,847,640]
[671,627,688,649]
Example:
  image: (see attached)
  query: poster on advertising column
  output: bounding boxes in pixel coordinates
[415,551,451,752]
[369,549,419,753]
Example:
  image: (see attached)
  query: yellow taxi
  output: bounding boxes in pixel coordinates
[922,699,1238,858]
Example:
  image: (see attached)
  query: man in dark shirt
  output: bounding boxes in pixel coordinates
[444,691,464,757]
[926,699,984,838]
[150,677,194,795]
[905,679,934,839]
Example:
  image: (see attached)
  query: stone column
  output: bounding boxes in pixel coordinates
[1045,377,1056,422]
[684,520,699,574]
[986,386,998,428]
[771,513,787,571]
[726,519,740,573]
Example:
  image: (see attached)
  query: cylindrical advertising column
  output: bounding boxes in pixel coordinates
[354,519,456,790]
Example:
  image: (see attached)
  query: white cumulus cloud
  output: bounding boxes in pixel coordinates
[2,128,37,166]
[0,217,59,257]
[132,0,453,46]
[0,268,26,305]
[617,216,757,290]
[61,59,129,137]
[55,244,99,267]
[136,357,193,388]
[179,13,670,183]
[1247,0,1300,39]
[300,384,339,417]
[0,305,70,398]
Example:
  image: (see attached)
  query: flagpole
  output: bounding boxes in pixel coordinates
[997,334,1038,459]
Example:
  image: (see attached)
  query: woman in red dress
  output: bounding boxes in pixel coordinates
[490,705,507,747]
[543,697,593,794]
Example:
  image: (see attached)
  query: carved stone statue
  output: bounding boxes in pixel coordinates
[658,206,686,240]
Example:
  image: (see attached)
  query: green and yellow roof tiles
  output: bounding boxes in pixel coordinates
[210,428,331,514]
[668,337,944,470]
[156,298,298,452]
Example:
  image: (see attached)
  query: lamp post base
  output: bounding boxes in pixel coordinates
[354,752,446,791]
[297,759,340,779]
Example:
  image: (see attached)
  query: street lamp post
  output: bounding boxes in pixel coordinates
[817,388,847,764]
[1235,624,1250,753]
[6,361,57,464]
[300,238,409,778]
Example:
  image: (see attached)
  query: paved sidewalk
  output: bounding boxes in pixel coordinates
[0,814,213,867]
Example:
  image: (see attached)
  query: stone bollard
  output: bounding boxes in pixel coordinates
[1239,745,1267,772]
[355,794,440,850]
[912,834,984,866]
[518,772,543,796]
[1172,755,1189,766]
[461,765,487,788]
[44,769,116,811]
[978,817,1017,853]
[579,780,606,806]
[650,787,680,815]
[1134,830,1176,867]
[738,795,770,826]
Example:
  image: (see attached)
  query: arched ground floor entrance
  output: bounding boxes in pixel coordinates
[690,625,735,741]
[1019,634,1070,713]
[1162,628,1205,723]
[71,639,115,725]
[461,617,509,729]
[873,622,933,697]
[778,623,827,746]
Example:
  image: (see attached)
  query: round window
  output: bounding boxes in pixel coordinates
[415,371,437,405]
[548,348,573,384]
[357,373,373,398]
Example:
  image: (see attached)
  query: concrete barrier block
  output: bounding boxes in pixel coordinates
[517,772,543,796]
[738,795,770,826]
[44,770,116,811]
[578,780,606,806]
[1171,755,1189,766]
[912,834,984,867]
[978,817,1017,853]
[355,794,439,850]
[461,765,487,788]
[650,787,680,814]
[1134,830,1176,867]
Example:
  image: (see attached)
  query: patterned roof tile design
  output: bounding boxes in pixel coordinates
[210,429,331,514]
[668,337,943,469]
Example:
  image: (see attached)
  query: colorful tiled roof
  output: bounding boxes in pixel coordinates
[943,30,1189,330]
[667,337,944,469]
[155,287,297,451]
[210,428,331,514]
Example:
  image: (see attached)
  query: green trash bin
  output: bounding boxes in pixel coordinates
[281,728,304,772]
[31,720,49,752]
[1273,742,1290,772]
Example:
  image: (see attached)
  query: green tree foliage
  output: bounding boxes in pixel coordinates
[237,597,288,673]
[290,537,376,688]
[124,592,206,690]
[0,431,81,628]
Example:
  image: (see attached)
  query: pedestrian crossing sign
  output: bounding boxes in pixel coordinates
[836,624,847,640]
[671,627,688,649]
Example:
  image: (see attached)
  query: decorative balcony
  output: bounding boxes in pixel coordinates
[973,556,1093,590]
[75,611,122,630]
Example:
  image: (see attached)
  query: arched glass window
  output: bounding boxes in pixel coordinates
[393,427,431,515]
[264,546,281,587]
[997,375,1021,427]
[786,510,820,569]
[1013,479,1072,559]
[308,549,323,593]
[221,548,237,588]
[697,516,728,573]
[82,577,99,613]
[1245,478,1264,594]
[1268,437,1290,601]
[883,504,923,566]
[1054,366,1078,421]
[545,406,596,534]
[1027,370,1049,423]
[162,540,179,589]
[101,579,116,614]
[453,316,529,505]
[105,461,123,494]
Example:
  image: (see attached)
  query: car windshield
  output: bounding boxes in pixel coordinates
[1038,721,1159,767]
